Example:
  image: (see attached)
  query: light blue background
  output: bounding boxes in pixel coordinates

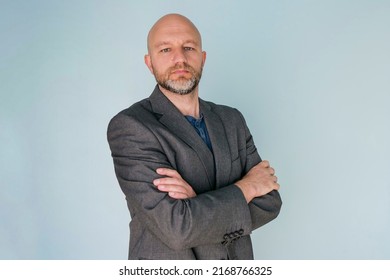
[1,0,389,259]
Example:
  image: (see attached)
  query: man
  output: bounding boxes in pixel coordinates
[107,13,282,260]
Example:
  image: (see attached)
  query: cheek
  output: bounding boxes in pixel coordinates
[152,65,172,80]
[150,61,166,75]
[189,54,205,68]
[153,56,174,70]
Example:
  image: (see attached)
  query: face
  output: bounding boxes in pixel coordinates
[145,15,206,95]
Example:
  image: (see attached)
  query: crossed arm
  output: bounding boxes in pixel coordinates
[154,160,280,203]
[108,112,282,249]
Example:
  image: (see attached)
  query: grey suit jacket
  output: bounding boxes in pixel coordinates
[107,86,282,259]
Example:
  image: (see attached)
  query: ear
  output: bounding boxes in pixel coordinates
[144,54,154,74]
[202,51,207,66]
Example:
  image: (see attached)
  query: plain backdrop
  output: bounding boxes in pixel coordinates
[1,0,389,259]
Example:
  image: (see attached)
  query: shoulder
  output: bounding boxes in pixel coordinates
[201,99,247,124]
[107,98,155,135]
[113,97,152,120]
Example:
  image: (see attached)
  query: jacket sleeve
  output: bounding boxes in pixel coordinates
[107,113,253,251]
[235,109,283,230]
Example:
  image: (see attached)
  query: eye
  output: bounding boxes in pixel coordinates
[184,47,195,51]
[160,48,171,53]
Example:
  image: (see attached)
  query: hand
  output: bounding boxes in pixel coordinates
[153,168,197,199]
[235,160,280,203]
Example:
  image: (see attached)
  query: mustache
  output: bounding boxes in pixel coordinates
[169,63,195,73]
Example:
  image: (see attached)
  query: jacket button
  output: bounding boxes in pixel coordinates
[221,234,229,245]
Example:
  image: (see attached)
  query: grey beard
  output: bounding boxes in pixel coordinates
[158,76,199,95]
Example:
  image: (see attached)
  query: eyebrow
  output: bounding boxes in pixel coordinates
[154,40,199,49]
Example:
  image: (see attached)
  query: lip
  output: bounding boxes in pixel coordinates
[172,69,190,75]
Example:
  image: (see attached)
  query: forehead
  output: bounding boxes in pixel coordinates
[154,29,200,46]
[148,17,202,49]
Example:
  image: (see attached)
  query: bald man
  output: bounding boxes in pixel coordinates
[107,14,282,260]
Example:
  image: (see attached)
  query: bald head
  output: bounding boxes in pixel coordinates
[144,14,206,96]
[147,14,202,53]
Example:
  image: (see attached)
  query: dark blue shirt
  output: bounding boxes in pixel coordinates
[185,114,213,151]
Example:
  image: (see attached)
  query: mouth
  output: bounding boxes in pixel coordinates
[171,69,190,75]
[170,69,193,80]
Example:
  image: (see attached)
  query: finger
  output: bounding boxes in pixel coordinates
[157,184,189,194]
[260,160,270,168]
[154,177,183,186]
[156,168,182,178]
[168,192,192,199]
[269,167,275,176]
[159,185,195,199]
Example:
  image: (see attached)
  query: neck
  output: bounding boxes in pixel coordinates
[159,85,200,118]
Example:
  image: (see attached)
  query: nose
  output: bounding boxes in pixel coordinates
[171,48,187,64]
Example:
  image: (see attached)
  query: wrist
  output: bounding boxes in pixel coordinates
[235,180,254,204]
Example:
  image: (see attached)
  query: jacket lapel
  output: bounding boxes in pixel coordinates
[200,100,232,189]
[149,87,216,188]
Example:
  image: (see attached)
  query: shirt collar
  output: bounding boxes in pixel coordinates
[185,113,204,126]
